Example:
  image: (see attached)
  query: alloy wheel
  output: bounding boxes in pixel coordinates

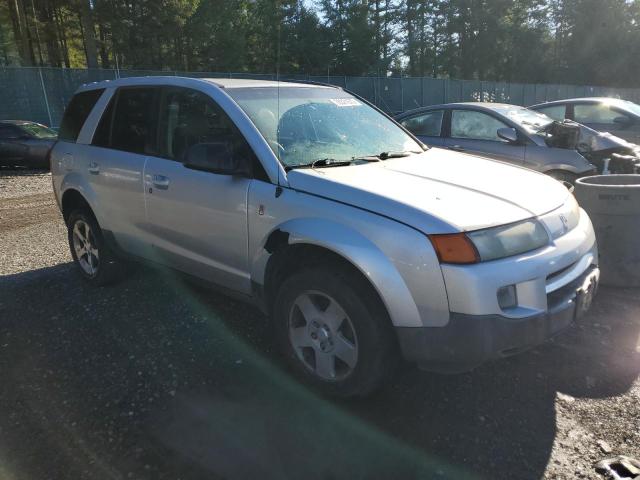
[72,219,100,276]
[288,291,359,381]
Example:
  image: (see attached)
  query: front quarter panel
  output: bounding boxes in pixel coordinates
[248,181,451,328]
[525,144,594,174]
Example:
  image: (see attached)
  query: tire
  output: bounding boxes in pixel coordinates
[273,264,398,397]
[67,209,123,286]
[546,170,579,184]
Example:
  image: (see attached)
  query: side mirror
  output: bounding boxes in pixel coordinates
[613,116,632,126]
[497,127,519,143]
[183,141,250,176]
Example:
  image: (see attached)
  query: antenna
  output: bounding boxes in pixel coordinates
[276,0,282,173]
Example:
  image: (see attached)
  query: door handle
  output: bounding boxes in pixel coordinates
[152,174,170,189]
[448,145,465,152]
[88,161,99,174]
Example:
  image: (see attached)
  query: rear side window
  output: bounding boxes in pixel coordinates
[535,105,566,121]
[401,110,444,137]
[0,125,22,139]
[58,89,105,142]
[110,88,159,155]
[92,96,115,148]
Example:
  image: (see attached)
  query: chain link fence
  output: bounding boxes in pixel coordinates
[2,66,640,127]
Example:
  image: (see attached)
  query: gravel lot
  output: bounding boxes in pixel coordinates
[1,169,639,480]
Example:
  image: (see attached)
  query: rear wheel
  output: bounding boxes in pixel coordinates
[67,210,123,286]
[273,265,397,397]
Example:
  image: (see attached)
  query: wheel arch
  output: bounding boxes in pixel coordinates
[254,218,424,328]
[61,187,95,223]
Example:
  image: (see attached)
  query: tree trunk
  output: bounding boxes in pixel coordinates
[78,0,98,68]
[97,24,110,68]
[7,0,34,65]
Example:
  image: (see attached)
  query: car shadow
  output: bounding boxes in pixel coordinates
[0,264,638,479]
[0,166,49,176]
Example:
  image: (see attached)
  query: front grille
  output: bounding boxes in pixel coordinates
[546,261,578,285]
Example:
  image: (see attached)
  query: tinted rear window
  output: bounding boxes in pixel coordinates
[58,89,105,142]
[92,96,115,147]
[110,88,159,155]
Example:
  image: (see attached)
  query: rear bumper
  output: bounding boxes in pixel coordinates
[396,266,599,373]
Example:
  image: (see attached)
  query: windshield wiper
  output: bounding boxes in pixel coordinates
[285,158,354,171]
[356,150,421,161]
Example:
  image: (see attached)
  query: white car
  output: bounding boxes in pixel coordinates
[50,77,600,396]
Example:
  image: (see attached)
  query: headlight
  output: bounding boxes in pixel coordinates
[429,219,550,264]
[467,219,550,262]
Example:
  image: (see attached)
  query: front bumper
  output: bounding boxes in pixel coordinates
[396,266,599,373]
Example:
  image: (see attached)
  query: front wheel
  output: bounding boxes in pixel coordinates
[67,210,123,286]
[273,265,397,397]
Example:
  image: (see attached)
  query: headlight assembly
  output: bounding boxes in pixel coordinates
[430,219,550,264]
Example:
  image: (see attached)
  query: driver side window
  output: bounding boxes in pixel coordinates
[451,110,508,141]
[573,104,628,125]
[158,88,241,162]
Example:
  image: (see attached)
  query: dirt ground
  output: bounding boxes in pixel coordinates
[1,168,639,480]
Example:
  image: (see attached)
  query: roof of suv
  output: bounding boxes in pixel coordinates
[77,76,337,92]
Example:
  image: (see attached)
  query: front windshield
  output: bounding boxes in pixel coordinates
[19,122,57,139]
[227,86,423,168]
[490,105,554,133]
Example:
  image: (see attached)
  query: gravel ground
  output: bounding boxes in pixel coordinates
[0,169,639,480]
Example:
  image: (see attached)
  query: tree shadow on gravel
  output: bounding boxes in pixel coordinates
[0,264,638,480]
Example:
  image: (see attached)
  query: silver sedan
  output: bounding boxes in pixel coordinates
[396,102,640,182]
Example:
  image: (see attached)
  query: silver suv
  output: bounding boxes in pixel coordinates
[51,77,600,397]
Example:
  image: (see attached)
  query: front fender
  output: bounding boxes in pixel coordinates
[252,217,446,328]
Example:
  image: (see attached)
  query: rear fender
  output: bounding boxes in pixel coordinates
[59,172,104,226]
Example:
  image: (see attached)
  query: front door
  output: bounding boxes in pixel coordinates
[142,86,252,294]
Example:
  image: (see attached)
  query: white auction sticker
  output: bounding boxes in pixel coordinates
[330,98,361,107]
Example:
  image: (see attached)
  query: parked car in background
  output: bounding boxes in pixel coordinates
[396,103,640,182]
[529,97,640,144]
[0,120,57,169]
[51,77,599,397]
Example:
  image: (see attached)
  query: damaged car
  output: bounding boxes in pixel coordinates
[51,78,600,396]
[529,97,640,144]
[396,103,640,183]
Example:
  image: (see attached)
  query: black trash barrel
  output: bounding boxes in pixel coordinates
[575,175,640,287]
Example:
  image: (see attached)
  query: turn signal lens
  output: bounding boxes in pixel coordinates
[429,233,480,265]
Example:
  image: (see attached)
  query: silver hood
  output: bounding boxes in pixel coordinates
[286,148,570,234]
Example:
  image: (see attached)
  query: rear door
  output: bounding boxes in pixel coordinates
[398,110,446,146]
[142,86,253,293]
[87,86,159,255]
[445,109,525,165]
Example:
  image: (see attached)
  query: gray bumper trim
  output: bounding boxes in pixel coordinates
[396,266,599,373]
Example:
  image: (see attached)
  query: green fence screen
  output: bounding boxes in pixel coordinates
[2,66,640,127]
